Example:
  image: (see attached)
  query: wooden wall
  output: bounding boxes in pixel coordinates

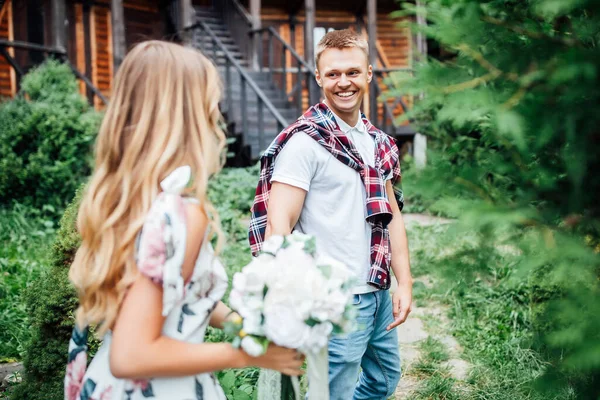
[258,7,413,119]
[0,0,16,98]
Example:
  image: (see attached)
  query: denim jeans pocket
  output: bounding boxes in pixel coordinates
[352,294,362,306]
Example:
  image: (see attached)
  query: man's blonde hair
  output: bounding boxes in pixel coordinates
[315,29,369,70]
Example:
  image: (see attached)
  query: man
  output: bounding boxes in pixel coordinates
[249,29,412,400]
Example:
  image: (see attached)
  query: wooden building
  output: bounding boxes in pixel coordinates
[0,0,425,161]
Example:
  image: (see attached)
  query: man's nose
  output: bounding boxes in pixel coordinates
[338,74,350,87]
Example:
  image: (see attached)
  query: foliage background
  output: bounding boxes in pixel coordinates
[389,0,600,397]
[0,60,100,217]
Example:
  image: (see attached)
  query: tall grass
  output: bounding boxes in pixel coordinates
[0,205,55,361]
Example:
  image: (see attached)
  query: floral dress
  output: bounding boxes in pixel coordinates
[65,166,228,400]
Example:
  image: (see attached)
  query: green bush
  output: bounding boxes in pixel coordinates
[0,205,55,361]
[390,0,600,397]
[9,189,83,400]
[0,59,100,218]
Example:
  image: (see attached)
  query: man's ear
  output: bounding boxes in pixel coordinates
[315,68,322,87]
[367,64,373,83]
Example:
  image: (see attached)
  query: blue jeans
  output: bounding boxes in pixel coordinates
[328,290,401,400]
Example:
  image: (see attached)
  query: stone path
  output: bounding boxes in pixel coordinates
[393,214,469,399]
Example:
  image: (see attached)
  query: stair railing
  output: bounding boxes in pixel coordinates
[373,67,414,136]
[187,20,288,153]
[212,0,253,61]
[0,39,107,105]
[250,26,316,117]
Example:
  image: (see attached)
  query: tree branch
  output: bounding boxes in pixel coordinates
[481,16,582,48]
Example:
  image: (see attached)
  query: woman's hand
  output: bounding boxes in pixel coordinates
[245,344,305,376]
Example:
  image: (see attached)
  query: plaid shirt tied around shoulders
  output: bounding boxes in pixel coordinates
[248,103,403,290]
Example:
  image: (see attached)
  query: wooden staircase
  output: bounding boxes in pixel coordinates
[192,6,298,162]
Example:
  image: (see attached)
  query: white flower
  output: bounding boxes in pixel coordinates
[265,246,325,320]
[302,322,333,353]
[243,313,264,336]
[264,304,310,349]
[241,336,265,357]
[311,290,349,323]
[229,232,356,354]
[228,289,244,313]
[316,254,355,289]
[262,235,284,255]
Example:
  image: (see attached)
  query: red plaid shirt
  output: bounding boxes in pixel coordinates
[248,103,403,290]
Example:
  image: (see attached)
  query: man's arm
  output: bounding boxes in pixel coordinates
[265,182,307,239]
[385,180,413,331]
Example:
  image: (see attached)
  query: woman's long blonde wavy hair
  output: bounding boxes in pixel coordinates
[70,41,226,335]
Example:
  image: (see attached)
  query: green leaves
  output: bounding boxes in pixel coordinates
[0,60,101,218]
[395,0,600,397]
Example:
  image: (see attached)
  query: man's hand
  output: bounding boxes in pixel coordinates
[386,283,412,331]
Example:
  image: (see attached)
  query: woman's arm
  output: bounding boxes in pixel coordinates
[209,301,236,329]
[110,273,303,379]
[110,202,303,379]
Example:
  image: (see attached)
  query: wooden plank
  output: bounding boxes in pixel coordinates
[75,3,86,95]
[111,0,126,71]
[90,5,98,101]
[123,0,158,13]
[0,0,17,97]
[51,0,67,50]
[92,6,112,109]
[367,0,377,121]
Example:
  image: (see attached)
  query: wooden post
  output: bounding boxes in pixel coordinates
[367,0,377,123]
[414,0,428,166]
[111,0,126,72]
[304,0,319,105]
[250,0,261,70]
[50,0,67,51]
[178,0,194,45]
[415,0,428,63]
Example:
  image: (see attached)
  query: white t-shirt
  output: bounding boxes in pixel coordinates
[271,110,389,294]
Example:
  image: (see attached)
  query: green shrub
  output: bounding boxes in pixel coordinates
[10,189,83,400]
[0,59,101,218]
[390,0,600,396]
[0,205,56,361]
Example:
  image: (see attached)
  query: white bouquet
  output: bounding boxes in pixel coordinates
[226,232,356,400]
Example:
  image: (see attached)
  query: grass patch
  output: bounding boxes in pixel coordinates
[0,205,56,361]
[414,373,461,400]
[405,223,554,400]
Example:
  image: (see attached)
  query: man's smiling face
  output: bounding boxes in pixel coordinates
[316,47,372,124]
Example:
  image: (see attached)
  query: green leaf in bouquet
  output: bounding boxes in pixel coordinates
[304,236,317,257]
[220,370,236,392]
[318,263,332,279]
[232,389,253,400]
[223,319,242,337]
[305,317,320,327]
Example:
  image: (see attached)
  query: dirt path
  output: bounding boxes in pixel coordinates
[393,214,469,399]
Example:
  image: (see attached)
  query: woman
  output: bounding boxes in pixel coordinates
[65,40,303,400]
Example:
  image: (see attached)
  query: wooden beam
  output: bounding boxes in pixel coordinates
[74,3,86,95]
[50,0,67,51]
[304,0,319,105]
[415,0,427,64]
[250,0,260,70]
[111,0,125,71]
[367,0,377,122]
[178,0,194,45]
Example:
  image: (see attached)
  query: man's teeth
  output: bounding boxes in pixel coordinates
[337,92,354,97]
